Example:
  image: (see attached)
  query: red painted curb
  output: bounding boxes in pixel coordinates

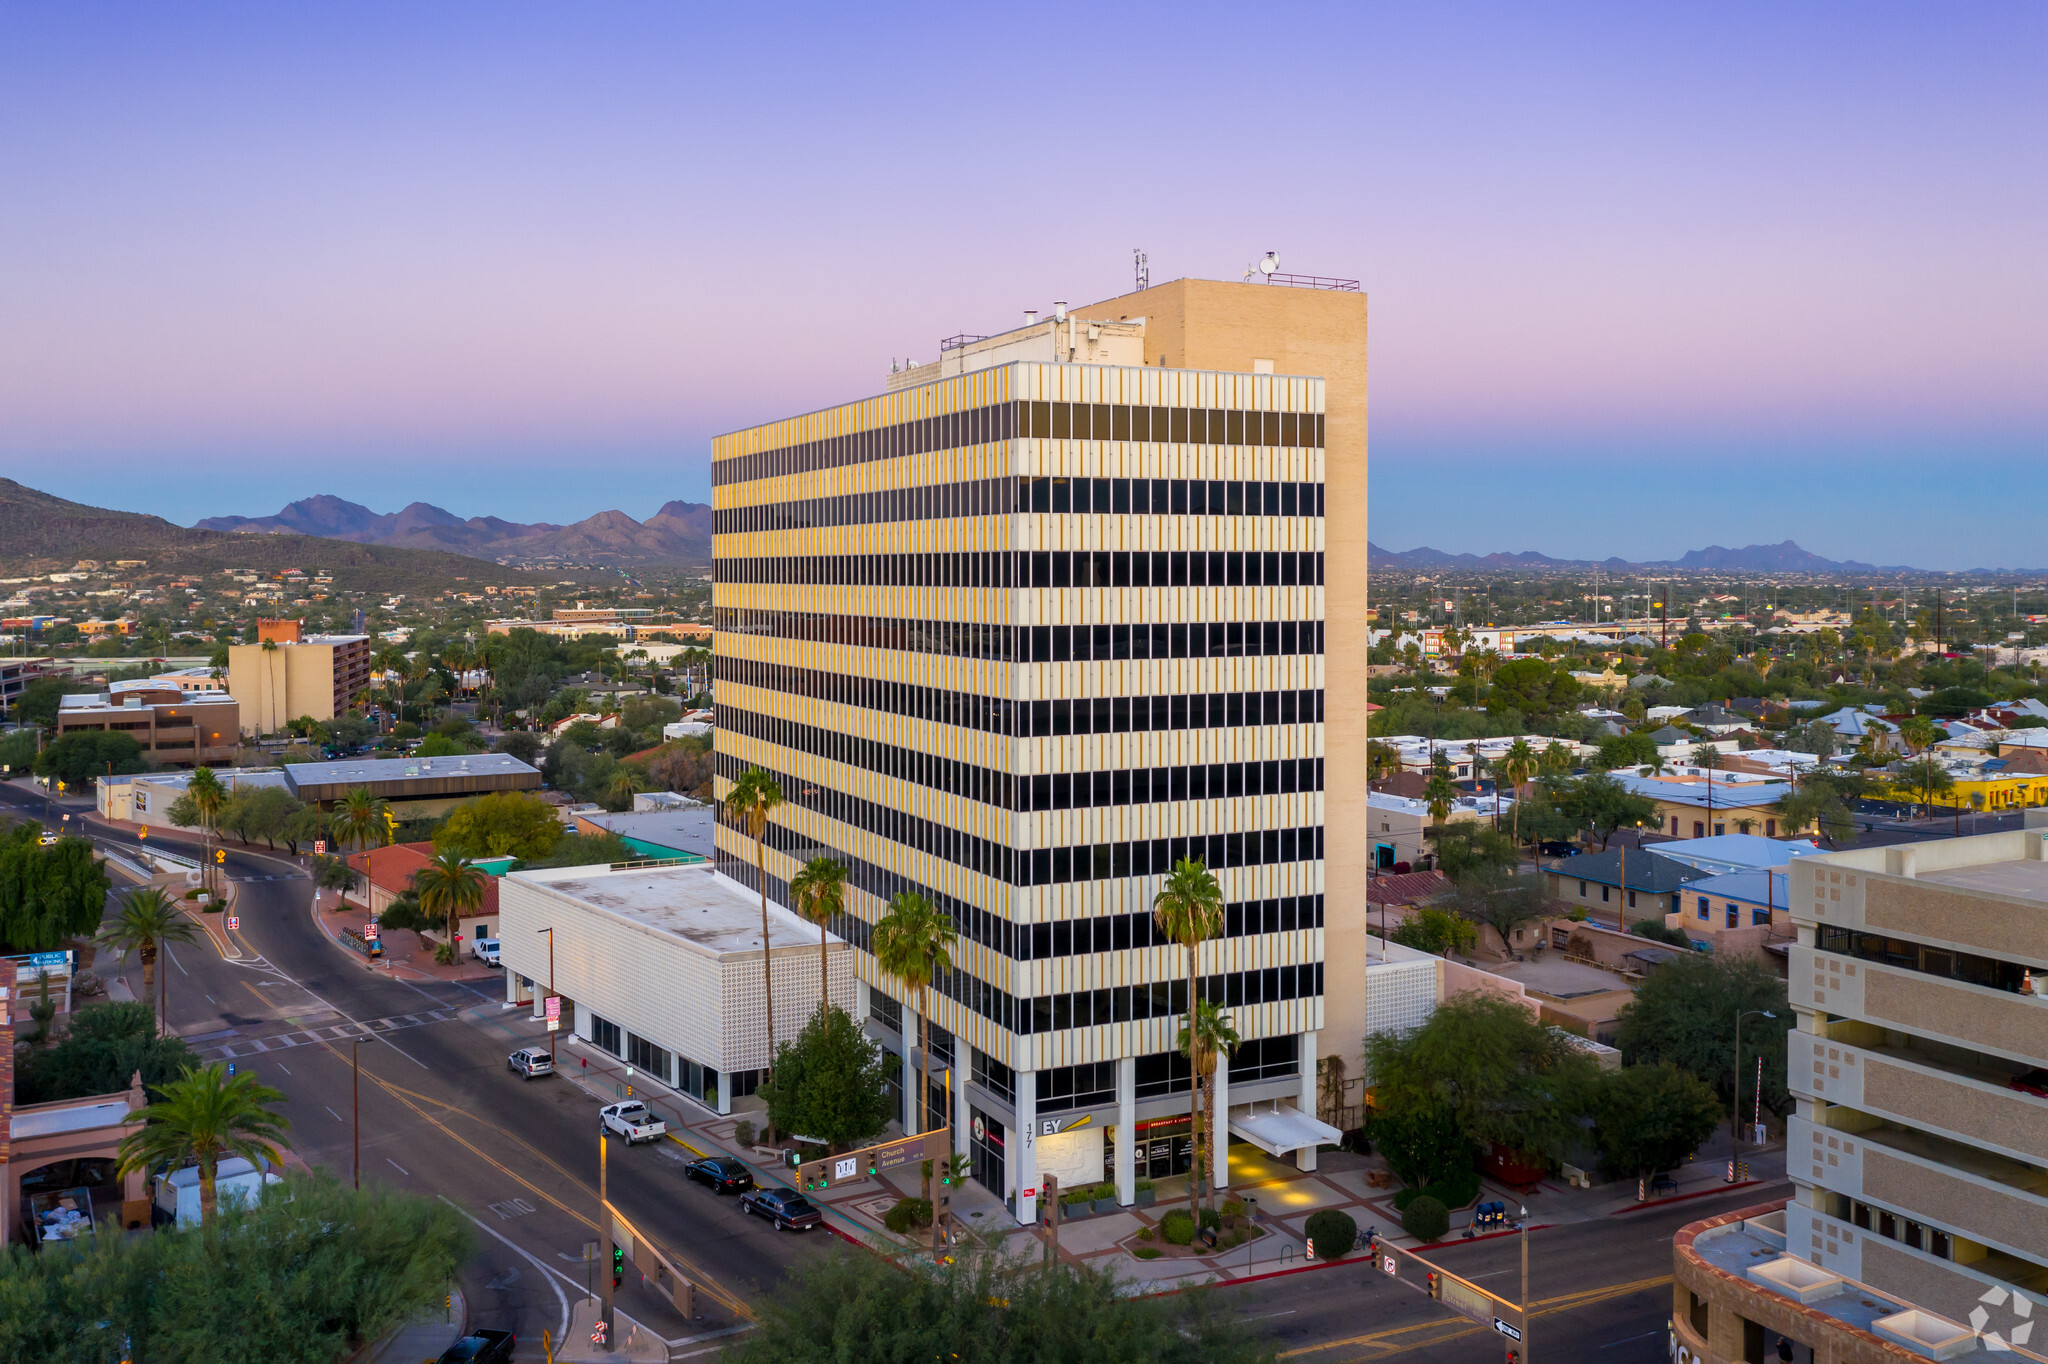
[1609,1179,1764,1214]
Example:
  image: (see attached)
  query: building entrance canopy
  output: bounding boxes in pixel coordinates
[1228,1103,1341,1157]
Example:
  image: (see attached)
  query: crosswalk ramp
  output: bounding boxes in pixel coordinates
[198,1008,457,1059]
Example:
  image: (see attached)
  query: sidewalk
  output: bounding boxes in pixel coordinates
[315,890,500,985]
[371,1284,466,1364]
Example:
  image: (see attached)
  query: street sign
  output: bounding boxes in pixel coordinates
[796,1128,950,1191]
[314,840,326,855]
[545,996,561,1021]
[226,916,239,931]
[365,921,379,940]
[547,1019,559,1031]
[1493,1318,1523,1342]
[28,951,69,970]
[1381,1254,1398,1277]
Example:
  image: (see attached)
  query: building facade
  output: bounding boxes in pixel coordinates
[227,630,371,735]
[711,279,1365,1223]
[1778,827,2048,1331]
[54,688,239,767]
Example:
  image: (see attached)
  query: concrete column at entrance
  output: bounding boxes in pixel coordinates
[1211,1057,1230,1192]
[899,998,920,1136]
[530,984,546,1020]
[1014,1070,1037,1227]
[1296,1030,1319,1172]
[954,1041,974,1162]
[505,970,521,1006]
[1115,1056,1136,1206]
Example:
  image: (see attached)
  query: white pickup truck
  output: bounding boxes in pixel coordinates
[471,937,501,966]
[600,1100,667,1145]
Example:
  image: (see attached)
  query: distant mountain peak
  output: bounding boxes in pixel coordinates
[1368,539,1912,573]
[191,495,712,565]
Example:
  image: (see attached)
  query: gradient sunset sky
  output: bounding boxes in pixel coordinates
[3,3,2042,568]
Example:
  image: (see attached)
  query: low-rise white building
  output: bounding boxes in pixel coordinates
[497,863,853,1115]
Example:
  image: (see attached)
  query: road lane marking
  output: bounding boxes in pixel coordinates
[386,1158,410,1177]
[440,1196,571,1346]
[325,1106,345,1123]
[1277,1274,1672,1357]
[1603,1329,1663,1348]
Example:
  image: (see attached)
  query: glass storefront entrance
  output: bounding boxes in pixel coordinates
[1136,1116,1194,1179]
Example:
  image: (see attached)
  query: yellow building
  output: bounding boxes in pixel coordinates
[226,620,371,736]
[712,277,1366,1224]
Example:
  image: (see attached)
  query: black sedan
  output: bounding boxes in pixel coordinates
[740,1186,823,1232]
[684,1156,755,1194]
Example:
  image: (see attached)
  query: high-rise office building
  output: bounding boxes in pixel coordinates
[712,278,1366,1223]
[227,619,372,736]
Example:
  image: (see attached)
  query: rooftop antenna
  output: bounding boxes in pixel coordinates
[1133,248,1149,292]
[1258,251,1280,281]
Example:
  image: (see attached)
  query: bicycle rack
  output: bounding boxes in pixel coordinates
[1280,1245,1296,1269]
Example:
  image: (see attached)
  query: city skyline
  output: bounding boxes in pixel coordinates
[3,2,2043,569]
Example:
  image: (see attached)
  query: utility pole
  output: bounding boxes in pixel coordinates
[1520,1203,1530,1363]
[599,1129,616,1351]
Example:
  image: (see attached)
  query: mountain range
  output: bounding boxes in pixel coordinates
[196,495,712,566]
[1367,539,1915,574]
[0,479,532,592]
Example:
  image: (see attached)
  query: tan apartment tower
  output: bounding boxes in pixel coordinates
[227,624,372,736]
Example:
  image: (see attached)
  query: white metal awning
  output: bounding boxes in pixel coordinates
[1228,1103,1342,1157]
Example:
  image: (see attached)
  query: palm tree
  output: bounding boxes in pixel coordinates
[334,786,390,854]
[1899,714,1938,755]
[871,890,957,1201]
[1500,738,1537,850]
[413,849,487,952]
[606,768,645,811]
[1152,858,1224,1210]
[1366,740,1401,782]
[725,767,785,1072]
[98,886,200,1036]
[186,766,226,896]
[1179,1000,1241,1212]
[788,856,848,1016]
[117,1063,290,1223]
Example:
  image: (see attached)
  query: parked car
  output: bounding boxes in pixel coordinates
[507,1046,554,1079]
[2008,1067,2048,1098]
[740,1185,823,1232]
[1537,840,1579,859]
[471,937,501,966]
[436,1329,515,1364]
[600,1100,667,1145]
[684,1156,754,1194]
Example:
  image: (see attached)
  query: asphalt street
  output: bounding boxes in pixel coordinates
[5,780,1728,1361]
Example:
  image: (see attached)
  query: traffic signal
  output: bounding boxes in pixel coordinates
[611,1246,624,1288]
[1426,1272,1440,1299]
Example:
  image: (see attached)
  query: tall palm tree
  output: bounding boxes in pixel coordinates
[186,766,226,896]
[334,786,390,854]
[871,890,957,1200]
[413,849,487,950]
[1179,1000,1241,1212]
[725,767,785,1073]
[1500,737,1537,850]
[117,1063,290,1223]
[788,856,847,1015]
[1152,858,1224,1210]
[98,886,200,1036]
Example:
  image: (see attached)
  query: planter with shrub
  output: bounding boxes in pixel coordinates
[1132,1179,1156,1208]
[1158,1208,1197,1246]
[1089,1183,1120,1214]
[1304,1209,1357,1260]
[1401,1195,1449,1243]
[1059,1187,1093,1218]
[883,1197,933,1234]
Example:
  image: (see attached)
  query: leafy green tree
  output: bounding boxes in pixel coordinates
[757,1005,892,1154]
[1388,906,1477,958]
[1591,1063,1724,1181]
[0,824,114,954]
[1784,720,1838,758]
[433,790,562,861]
[15,1000,196,1104]
[730,1238,1271,1364]
[872,890,957,1197]
[1445,871,1551,955]
[31,731,147,788]
[1896,755,1954,815]
[493,730,542,765]
[1367,1102,1471,1189]
[0,727,37,771]
[1486,658,1580,718]
[1595,731,1659,771]
[1615,953,1791,1113]
[1631,918,1694,948]
[117,1063,292,1222]
[1366,992,1596,1164]
[1433,823,1518,885]
[1546,771,1661,849]
[1153,858,1225,1208]
[11,677,66,728]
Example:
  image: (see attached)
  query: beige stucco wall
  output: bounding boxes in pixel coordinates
[1075,277,1371,1074]
[228,642,340,735]
[1862,877,2048,966]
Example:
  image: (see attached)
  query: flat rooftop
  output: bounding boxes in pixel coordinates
[284,752,541,800]
[512,862,839,959]
[1918,858,2048,905]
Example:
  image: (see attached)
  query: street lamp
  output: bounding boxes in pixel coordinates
[537,926,557,1062]
[1730,1009,1776,1182]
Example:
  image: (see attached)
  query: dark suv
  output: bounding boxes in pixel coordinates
[685,1156,755,1194]
[740,1186,823,1232]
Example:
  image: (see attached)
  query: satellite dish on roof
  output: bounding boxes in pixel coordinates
[1258,251,1280,276]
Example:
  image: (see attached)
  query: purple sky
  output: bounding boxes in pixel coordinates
[2,3,2043,568]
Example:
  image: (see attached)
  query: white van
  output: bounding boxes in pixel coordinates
[154,1157,282,1229]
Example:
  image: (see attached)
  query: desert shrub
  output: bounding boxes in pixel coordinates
[1393,1168,1481,1213]
[733,1119,755,1148]
[1402,1195,1449,1243]
[1220,1198,1246,1218]
[1305,1209,1358,1260]
[1132,1246,1162,1259]
[1158,1208,1197,1246]
[882,1197,932,1234]
[1198,1207,1222,1232]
